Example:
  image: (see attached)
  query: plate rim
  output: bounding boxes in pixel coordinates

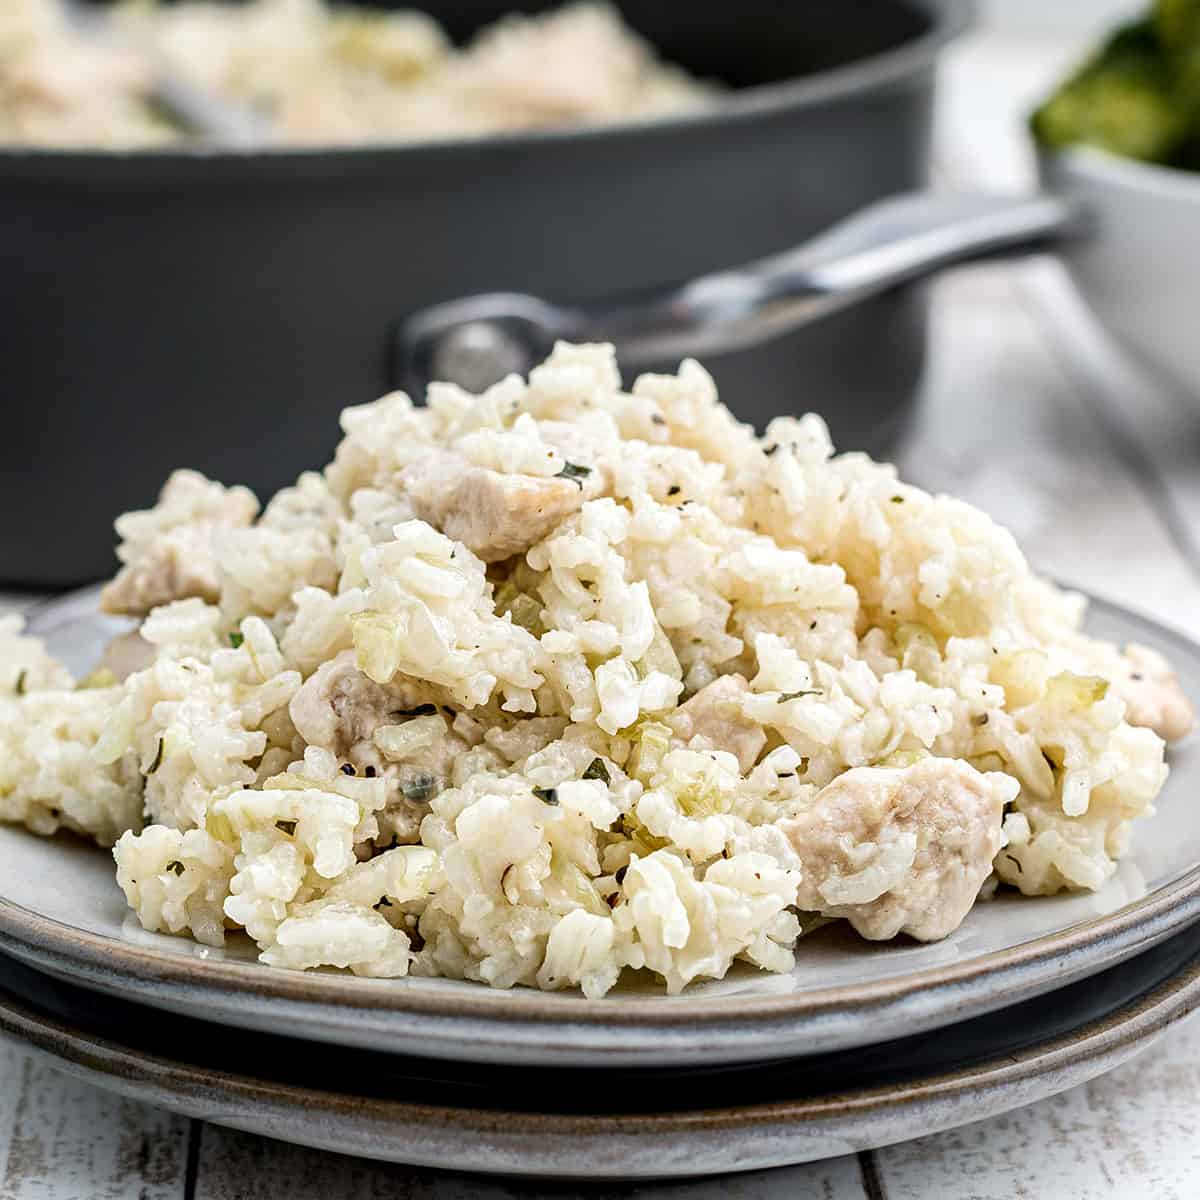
[0,925,1197,1143]
[2,862,1199,1032]
[5,587,1200,1057]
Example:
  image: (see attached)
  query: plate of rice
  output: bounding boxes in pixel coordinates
[1,342,1198,1067]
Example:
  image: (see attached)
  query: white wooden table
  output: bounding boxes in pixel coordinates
[6,23,1200,1199]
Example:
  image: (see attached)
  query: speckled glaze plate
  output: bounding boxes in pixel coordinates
[5,924,1200,1179]
[1,587,1199,1068]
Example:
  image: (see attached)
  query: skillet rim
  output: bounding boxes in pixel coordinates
[0,0,973,172]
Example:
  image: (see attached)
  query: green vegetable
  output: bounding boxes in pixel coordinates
[1156,0,1200,55]
[533,786,560,806]
[555,461,592,486]
[275,819,298,836]
[883,748,929,769]
[582,757,611,784]
[350,610,404,683]
[14,669,26,696]
[228,631,244,649]
[494,580,545,634]
[1044,671,1109,711]
[547,851,609,917]
[506,593,544,634]
[329,12,442,82]
[1031,18,1190,163]
[400,773,438,805]
[77,667,117,690]
[630,720,672,780]
[205,809,236,844]
[145,737,164,775]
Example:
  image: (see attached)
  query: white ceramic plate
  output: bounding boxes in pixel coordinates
[1,586,1199,1068]
[4,922,1200,1179]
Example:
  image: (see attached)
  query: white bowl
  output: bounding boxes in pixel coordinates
[1042,146,1200,399]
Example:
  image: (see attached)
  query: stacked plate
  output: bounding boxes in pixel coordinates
[3,589,1200,1179]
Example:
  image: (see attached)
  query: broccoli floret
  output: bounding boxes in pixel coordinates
[1155,0,1200,56]
[1031,20,1187,162]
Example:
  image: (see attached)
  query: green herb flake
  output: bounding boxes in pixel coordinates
[533,786,560,806]
[275,819,298,836]
[146,737,165,775]
[391,703,437,718]
[401,774,437,805]
[228,631,245,649]
[556,461,592,487]
[14,669,27,696]
[165,860,185,877]
[891,496,905,504]
[780,690,822,702]
[582,758,611,785]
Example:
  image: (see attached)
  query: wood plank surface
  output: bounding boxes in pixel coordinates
[875,1014,1200,1200]
[190,1131,868,1200]
[0,1043,189,1200]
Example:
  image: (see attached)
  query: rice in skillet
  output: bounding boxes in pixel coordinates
[1,0,711,149]
[1,343,1192,995]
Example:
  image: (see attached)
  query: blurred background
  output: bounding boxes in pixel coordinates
[984,0,1138,31]
[920,0,1200,634]
[4,0,1200,608]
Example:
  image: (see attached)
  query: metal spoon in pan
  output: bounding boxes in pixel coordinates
[61,0,268,147]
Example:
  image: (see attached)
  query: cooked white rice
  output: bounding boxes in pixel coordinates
[2,342,1192,996]
[1,0,711,148]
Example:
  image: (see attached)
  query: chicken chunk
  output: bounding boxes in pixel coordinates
[289,651,468,843]
[100,523,224,616]
[781,758,1013,942]
[667,674,765,773]
[100,470,259,617]
[289,651,397,754]
[1110,643,1195,743]
[400,450,587,561]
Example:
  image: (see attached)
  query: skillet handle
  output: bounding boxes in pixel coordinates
[395,191,1088,396]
